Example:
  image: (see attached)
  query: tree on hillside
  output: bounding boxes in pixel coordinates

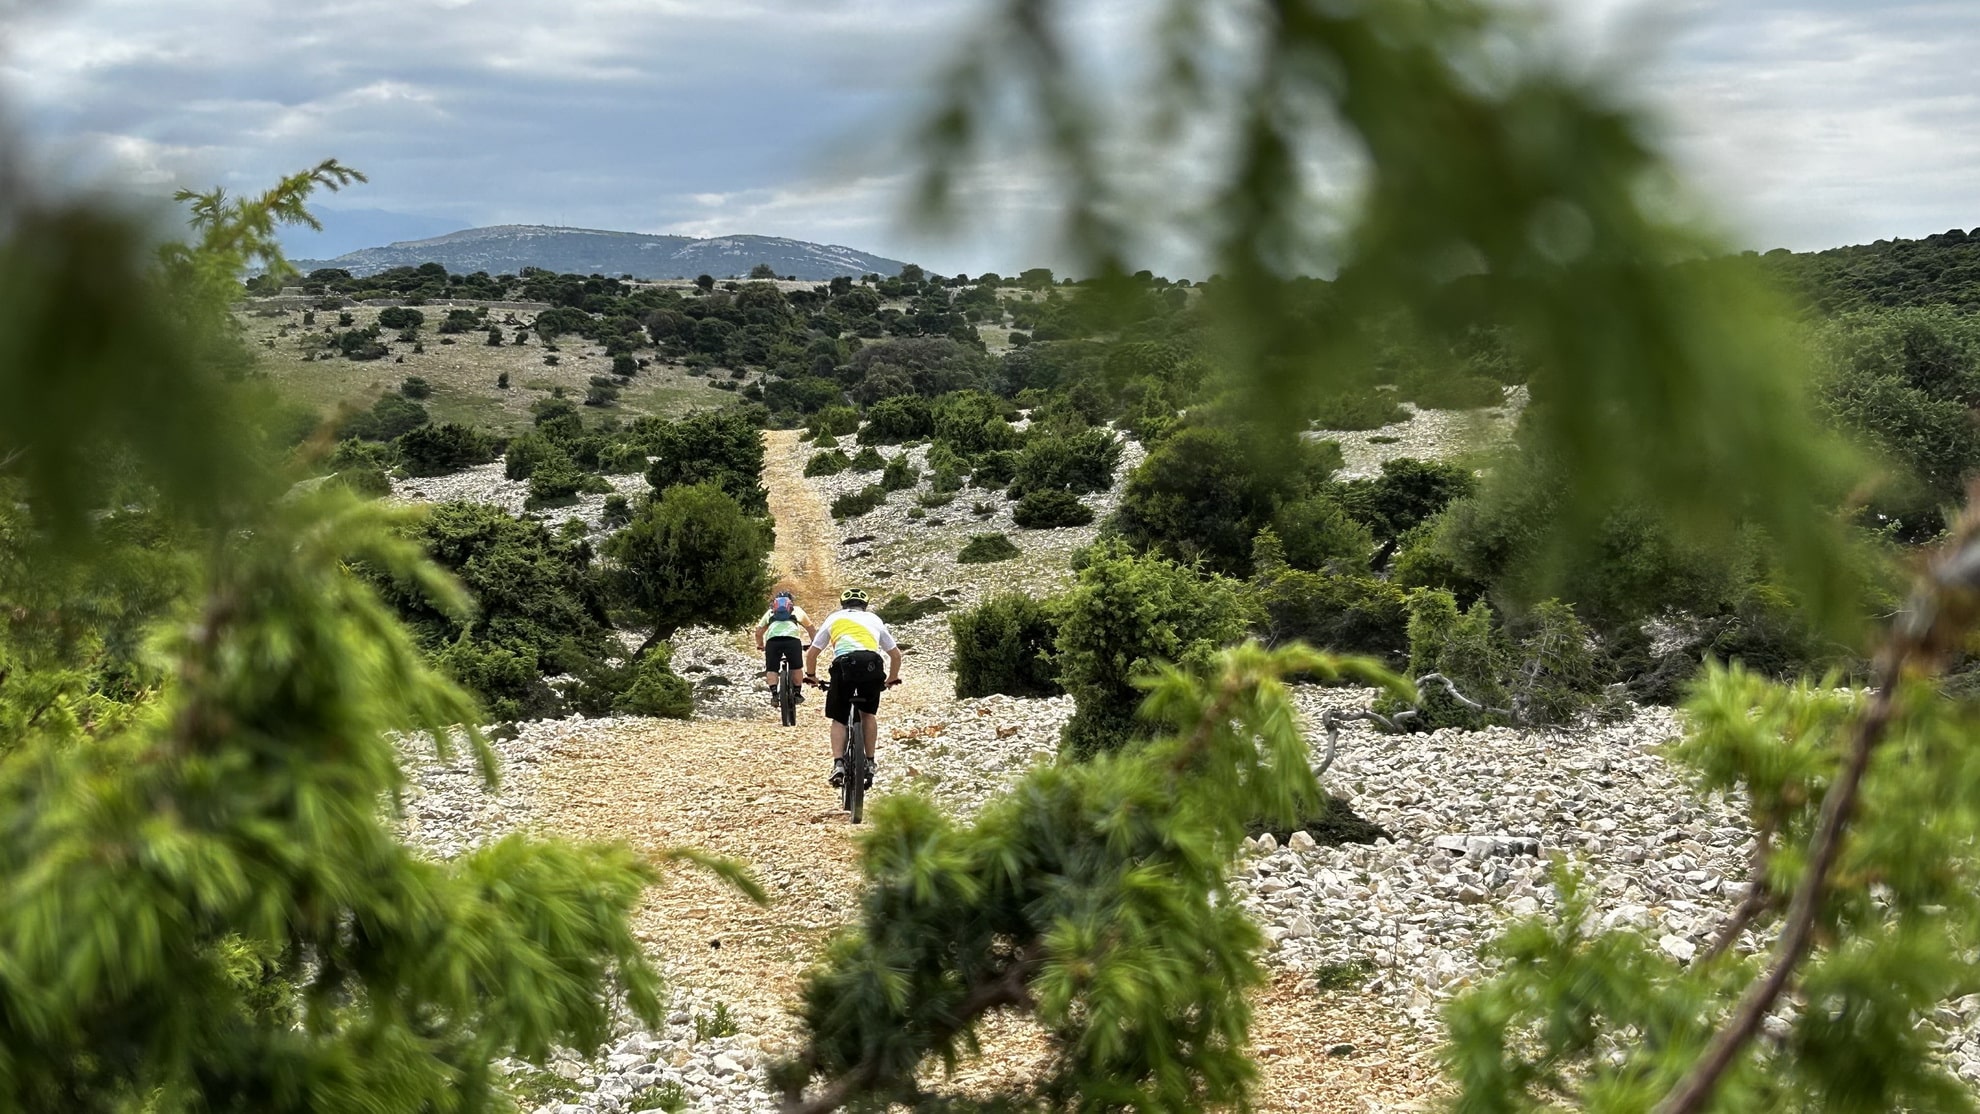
[748,262,777,279]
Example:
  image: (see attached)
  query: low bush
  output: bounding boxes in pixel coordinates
[1250,532,1409,660]
[1056,542,1255,757]
[950,593,1064,699]
[1405,373,1504,411]
[859,395,935,443]
[970,450,1020,489]
[527,449,610,507]
[831,484,888,519]
[612,647,695,719]
[400,376,432,399]
[599,440,649,475]
[435,635,558,723]
[880,454,919,493]
[809,405,861,438]
[395,422,498,478]
[805,450,852,477]
[336,394,429,442]
[1012,489,1095,528]
[877,593,948,625]
[957,533,1022,564]
[1309,390,1408,431]
[848,446,886,472]
[602,493,632,527]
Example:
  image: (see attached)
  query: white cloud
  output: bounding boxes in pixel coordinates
[0,0,1975,273]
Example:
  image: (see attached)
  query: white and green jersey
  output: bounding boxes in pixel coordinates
[809,608,898,659]
[759,604,811,641]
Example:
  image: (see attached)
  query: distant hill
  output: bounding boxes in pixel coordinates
[292,225,909,282]
[1761,226,1980,314]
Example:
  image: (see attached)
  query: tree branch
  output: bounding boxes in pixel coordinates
[1653,515,1980,1114]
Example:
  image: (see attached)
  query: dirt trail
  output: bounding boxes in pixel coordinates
[526,430,1438,1110]
[762,428,840,609]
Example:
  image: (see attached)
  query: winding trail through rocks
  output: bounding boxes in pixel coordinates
[524,430,1441,1111]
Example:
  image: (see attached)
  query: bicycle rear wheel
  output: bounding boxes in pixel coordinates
[778,663,797,727]
[844,717,865,824]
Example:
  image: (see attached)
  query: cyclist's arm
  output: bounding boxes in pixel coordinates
[886,645,903,685]
[799,611,819,639]
[752,615,768,650]
[803,644,823,680]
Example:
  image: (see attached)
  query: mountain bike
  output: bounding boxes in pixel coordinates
[776,659,798,727]
[810,677,898,824]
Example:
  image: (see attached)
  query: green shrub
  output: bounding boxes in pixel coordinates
[880,454,919,492]
[1503,598,1605,725]
[602,493,632,527]
[604,482,771,639]
[377,306,425,330]
[382,502,617,721]
[970,449,1020,488]
[612,646,694,719]
[957,532,1022,564]
[809,404,861,438]
[859,395,935,443]
[400,376,432,399]
[918,490,957,508]
[638,408,768,514]
[812,432,839,449]
[1113,426,1340,574]
[328,466,391,498]
[1309,389,1408,431]
[1012,489,1095,528]
[950,593,1065,699]
[1055,542,1255,757]
[600,440,649,475]
[831,484,888,519]
[805,450,852,477]
[1404,373,1505,410]
[336,394,430,442]
[395,422,498,477]
[434,635,556,723]
[1332,457,1477,544]
[1008,427,1121,497]
[1249,531,1408,660]
[1394,590,1507,730]
[1271,495,1374,571]
[848,446,886,472]
[504,433,556,481]
[876,593,948,625]
[526,448,609,507]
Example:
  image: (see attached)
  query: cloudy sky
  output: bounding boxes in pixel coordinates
[0,0,1973,274]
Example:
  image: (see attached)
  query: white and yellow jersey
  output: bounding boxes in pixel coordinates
[809,608,898,658]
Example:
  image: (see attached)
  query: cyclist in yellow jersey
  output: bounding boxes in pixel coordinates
[803,587,902,788]
[753,588,818,706]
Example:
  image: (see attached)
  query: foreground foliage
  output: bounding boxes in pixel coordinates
[0,166,750,1111]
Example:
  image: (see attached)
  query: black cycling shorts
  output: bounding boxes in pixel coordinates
[825,650,886,723]
[764,635,804,674]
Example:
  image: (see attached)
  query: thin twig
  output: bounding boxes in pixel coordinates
[1702,814,1777,963]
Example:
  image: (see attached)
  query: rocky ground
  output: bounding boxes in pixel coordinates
[1317,386,1526,480]
[389,411,1980,1113]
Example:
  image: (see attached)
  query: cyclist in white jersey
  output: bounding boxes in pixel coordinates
[753,588,818,706]
[803,587,902,788]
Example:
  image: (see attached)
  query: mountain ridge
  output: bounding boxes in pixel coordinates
[292,224,910,282]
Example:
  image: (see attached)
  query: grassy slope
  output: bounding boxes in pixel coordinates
[237,302,737,435]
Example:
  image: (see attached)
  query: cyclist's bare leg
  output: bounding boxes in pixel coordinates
[829,717,848,759]
[860,711,878,757]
